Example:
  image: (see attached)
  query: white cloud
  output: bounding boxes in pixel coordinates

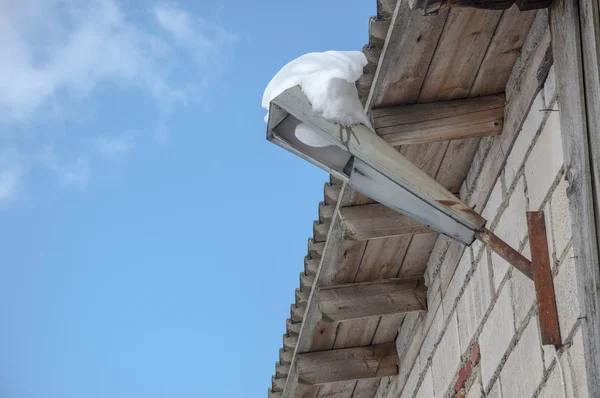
[0,0,181,120]
[94,133,135,157]
[0,168,22,202]
[0,1,235,205]
[0,1,235,120]
[0,149,26,203]
[153,3,237,66]
[41,146,90,188]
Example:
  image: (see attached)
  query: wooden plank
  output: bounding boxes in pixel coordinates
[296,343,398,385]
[470,6,537,95]
[411,0,551,12]
[371,95,505,145]
[355,236,413,282]
[434,138,481,193]
[269,389,282,398]
[280,348,293,365]
[317,317,382,398]
[550,0,600,393]
[368,1,450,107]
[296,385,319,398]
[339,203,433,241]
[352,314,406,397]
[397,232,439,277]
[316,278,427,322]
[277,363,291,379]
[579,0,600,254]
[418,8,503,102]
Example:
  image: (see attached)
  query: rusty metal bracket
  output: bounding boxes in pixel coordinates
[474,211,561,347]
[527,211,561,347]
[475,228,533,280]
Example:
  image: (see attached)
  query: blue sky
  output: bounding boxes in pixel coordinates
[0,1,372,397]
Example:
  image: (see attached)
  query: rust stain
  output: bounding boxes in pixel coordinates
[527,211,562,347]
[437,200,485,222]
[476,228,533,280]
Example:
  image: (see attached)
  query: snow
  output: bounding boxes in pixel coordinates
[262,51,372,147]
[294,123,332,147]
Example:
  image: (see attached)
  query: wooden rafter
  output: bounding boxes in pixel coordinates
[339,203,434,240]
[371,94,505,145]
[317,278,427,322]
[409,0,552,14]
[295,343,398,385]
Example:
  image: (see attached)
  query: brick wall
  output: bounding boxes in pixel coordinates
[376,65,589,398]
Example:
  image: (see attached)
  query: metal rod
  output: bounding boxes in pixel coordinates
[475,228,534,280]
[527,211,561,347]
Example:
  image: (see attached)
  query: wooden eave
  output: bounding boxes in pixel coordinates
[268,1,540,397]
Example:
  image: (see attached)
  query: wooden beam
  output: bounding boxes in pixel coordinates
[295,342,398,385]
[316,278,427,322]
[339,203,434,240]
[371,95,504,145]
[550,0,600,393]
[410,0,552,13]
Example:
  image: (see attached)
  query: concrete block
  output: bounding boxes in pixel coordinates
[568,325,589,398]
[487,379,502,398]
[510,262,536,329]
[543,202,555,264]
[426,235,452,284]
[495,176,528,249]
[432,312,461,397]
[525,111,564,210]
[527,91,547,144]
[396,313,421,359]
[472,239,484,263]
[460,180,469,202]
[465,136,495,207]
[504,94,543,186]
[538,359,574,398]
[400,355,421,398]
[416,367,434,398]
[490,251,510,292]
[440,242,466,294]
[457,254,492,352]
[396,315,425,397]
[482,177,504,226]
[499,317,544,398]
[420,304,444,369]
[374,376,392,398]
[426,276,442,322]
[466,372,483,398]
[480,285,515,389]
[383,374,404,398]
[554,248,580,340]
[443,249,472,316]
[550,177,572,259]
[543,65,557,108]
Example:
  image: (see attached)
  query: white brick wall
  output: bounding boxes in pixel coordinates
[457,253,491,350]
[382,65,590,398]
[524,111,563,210]
[499,317,544,397]
[550,178,572,259]
[432,312,460,396]
[479,284,515,389]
